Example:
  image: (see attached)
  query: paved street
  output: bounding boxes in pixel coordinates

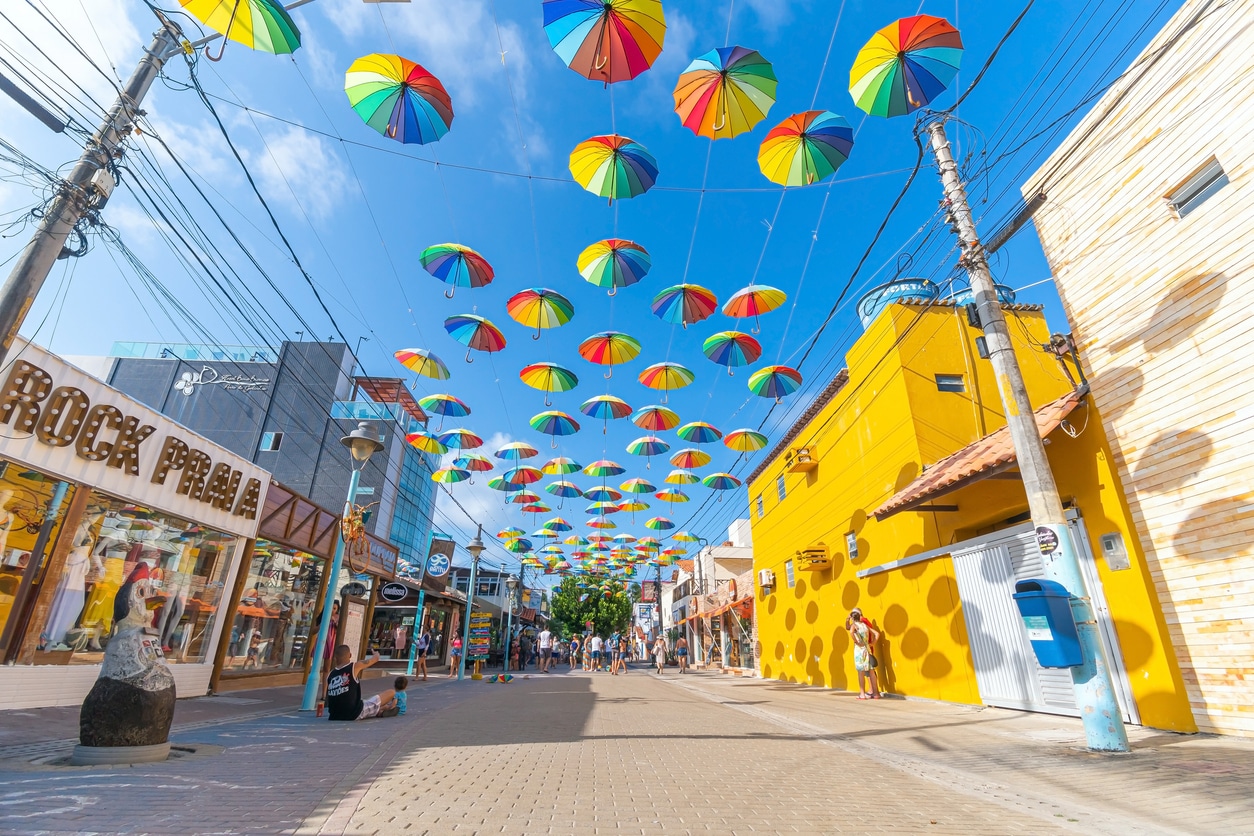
[0,666,1250,835]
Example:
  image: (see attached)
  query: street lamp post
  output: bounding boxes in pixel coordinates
[457,526,486,681]
[300,422,384,712]
[405,529,438,678]
[503,574,519,672]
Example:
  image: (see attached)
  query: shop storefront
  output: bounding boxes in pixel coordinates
[210,481,339,690]
[0,341,268,709]
[334,532,398,662]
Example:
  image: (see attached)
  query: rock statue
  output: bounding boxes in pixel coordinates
[74,562,176,764]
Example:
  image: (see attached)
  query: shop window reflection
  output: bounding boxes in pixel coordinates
[0,462,75,651]
[222,541,323,674]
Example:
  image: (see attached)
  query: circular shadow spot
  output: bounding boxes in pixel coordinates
[901,626,930,660]
[921,651,953,679]
[805,601,820,624]
[767,595,778,615]
[867,571,889,596]
[927,575,957,617]
[794,578,808,597]
[883,603,909,635]
[785,608,797,631]
[774,641,786,661]
[841,581,860,611]
[794,637,807,662]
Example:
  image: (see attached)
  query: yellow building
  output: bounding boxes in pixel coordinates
[748,300,1195,733]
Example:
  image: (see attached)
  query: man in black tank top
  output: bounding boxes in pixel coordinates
[325,645,397,721]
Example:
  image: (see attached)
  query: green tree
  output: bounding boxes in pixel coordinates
[549,576,632,637]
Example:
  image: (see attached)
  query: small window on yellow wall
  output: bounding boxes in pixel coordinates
[784,559,795,588]
[776,475,786,501]
[755,495,763,518]
[935,374,965,393]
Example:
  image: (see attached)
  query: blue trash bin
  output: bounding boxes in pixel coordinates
[1012,579,1083,668]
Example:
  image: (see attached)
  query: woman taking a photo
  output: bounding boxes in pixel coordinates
[846,608,882,699]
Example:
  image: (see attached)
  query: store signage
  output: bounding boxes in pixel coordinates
[426,553,450,578]
[468,611,492,661]
[379,582,409,603]
[0,348,266,533]
[342,582,368,598]
[174,367,270,397]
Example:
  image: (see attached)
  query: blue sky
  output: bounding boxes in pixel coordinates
[0,0,1182,576]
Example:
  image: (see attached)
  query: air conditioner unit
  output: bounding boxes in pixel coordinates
[795,543,831,571]
[786,446,818,473]
[757,568,775,591]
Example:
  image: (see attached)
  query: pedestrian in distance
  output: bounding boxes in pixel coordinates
[846,607,882,699]
[537,626,553,673]
[325,645,397,721]
[569,635,581,671]
[449,635,463,677]
[675,635,689,674]
[415,629,431,681]
[653,635,668,674]
[617,634,629,673]
[589,633,603,670]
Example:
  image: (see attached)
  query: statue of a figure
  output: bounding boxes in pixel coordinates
[77,562,176,755]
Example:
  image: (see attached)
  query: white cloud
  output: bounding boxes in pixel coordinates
[242,126,350,220]
[741,0,802,33]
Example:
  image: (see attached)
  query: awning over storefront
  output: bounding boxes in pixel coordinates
[518,607,537,623]
[257,482,339,559]
[872,388,1087,520]
[705,595,754,618]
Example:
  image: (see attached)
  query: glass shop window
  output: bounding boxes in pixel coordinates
[222,541,325,675]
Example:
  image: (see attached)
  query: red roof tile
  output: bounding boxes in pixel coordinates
[872,388,1087,520]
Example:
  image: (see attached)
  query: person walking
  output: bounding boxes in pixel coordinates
[589,633,604,671]
[415,628,431,681]
[448,635,463,677]
[569,634,581,671]
[537,626,553,673]
[675,635,689,674]
[652,635,668,675]
[846,607,882,699]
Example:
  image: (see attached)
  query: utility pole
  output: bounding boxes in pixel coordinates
[0,15,184,366]
[926,118,1129,752]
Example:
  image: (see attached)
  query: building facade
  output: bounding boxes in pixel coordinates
[748,301,1194,733]
[1024,0,1254,736]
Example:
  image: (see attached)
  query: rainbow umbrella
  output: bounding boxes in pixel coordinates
[620,478,656,495]
[758,110,854,187]
[673,46,776,140]
[850,15,963,118]
[614,533,637,543]
[509,491,541,504]
[432,467,470,484]
[580,394,633,434]
[453,453,494,472]
[661,547,687,557]
[748,365,803,402]
[423,244,494,299]
[637,536,662,548]
[588,534,613,544]
[645,516,675,531]
[555,560,574,572]
[584,459,626,477]
[578,331,642,379]
[722,285,786,334]
[507,288,575,340]
[438,428,484,449]
[542,0,666,85]
[670,447,711,469]
[673,531,700,543]
[546,481,583,498]
[631,404,680,432]
[627,434,670,469]
[565,535,591,546]
[418,393,469,431]
[444,314,506,363]
[498,527,524,539]
[345,54,452,145]
[664,468,699,485]
[585,501,620,515]
[577,239,652,296]
[650,284,718,328]
[530,410,581,447]
[569,135,658,203]
[504,538,533,553]
[638,362,694,404]
[520,362,580,406]
[703,472,743,493]
[588,517,617,530]
[522,502,552,514]
[677,421,722,444]
[503,465,544,485]
[656,489,690,506]
[724,428,769,452]
[703,331,762,375]
[406,430,448,455]
[487,476,523,493]
[540,544,565,555]
[543,457,582,475]
[181,0,300,60]
[495,441,540,461]
[394,348,449,380]
[544,517,573,533]
[584,486,623,502]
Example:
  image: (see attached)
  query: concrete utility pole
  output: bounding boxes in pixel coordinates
[926,119,1129,752]
[0,17,183,366]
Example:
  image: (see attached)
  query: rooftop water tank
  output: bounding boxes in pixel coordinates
[856,278,941,329]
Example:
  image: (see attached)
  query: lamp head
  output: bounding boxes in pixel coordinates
[341,421,384,465]
[466,525,486,560]
[506,574,519,593]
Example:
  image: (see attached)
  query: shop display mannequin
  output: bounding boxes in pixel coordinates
[42,536,95,648]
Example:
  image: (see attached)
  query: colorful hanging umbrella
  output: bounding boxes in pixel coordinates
[487,476,523,492]
[577,239,652,296]
[656,489,690,505]
[670,447,711,469]
[453,453,494,472]
[520,362,580,406]
[645,516,675,531]
[584,486,623,503]
[544,517,573,533]
[345,54,453,145]
[585,501,620,515]
[394,348,450,380]
[850,15,963,118]
[522,502,552,514]
[543,457,582,475]
[677,421,722,444]
[620,477,656,494]
[181,0,301,60]
[504,538,533,553]
[546,481,583,498]
[638,362,695,404]
[758,110,854,187]
[565,535,591,546]
[664,468,699,485]
[673,531,700,543]
[510,491,542,504]
[579,394,633,434]
[423,244,494,298]
[673,46,777,140]
[627,435,670,469]
[498,526,525,539]
[747,365,803,402]
[495,441,540,461]
[702,331,762,375]
[406,430,448,455]
[702,472,743,493]
[530,410,581,447]
[588,517,617,530]
[584,459,626,477]
[724,428,769,452]
[578,331,642,379]
[418,394,470,430]
[722,285,786,334]
[507,288,575,340]
[569,135,658,203]
[432,467,470,484]
[613,533,637,543]
[630,404,680,432]
[542,0,666,85]
[437,428,484,449]
[503,466,544,485]
[650,284,718,328]
[444,314,506,363]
